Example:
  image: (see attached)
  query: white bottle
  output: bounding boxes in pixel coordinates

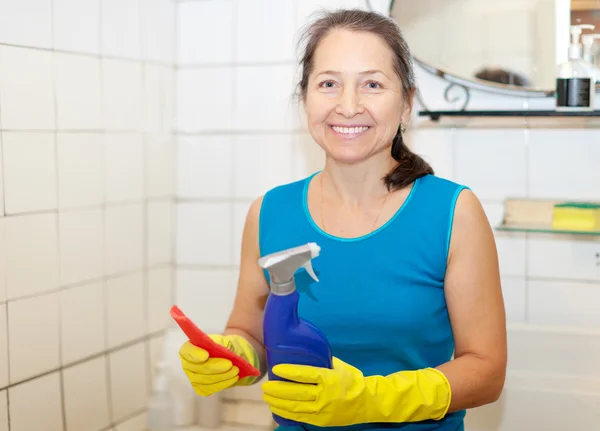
[147,361,174,431]
[556,24,596,111]
[582,33,600,83]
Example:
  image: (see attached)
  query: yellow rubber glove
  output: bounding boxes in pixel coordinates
[261,357,451,427]
[179,334,260,396]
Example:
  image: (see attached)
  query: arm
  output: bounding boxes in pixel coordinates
[222,196,271,378]
[436,189,507,411]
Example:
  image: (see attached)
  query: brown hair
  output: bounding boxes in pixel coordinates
[297,9,434,191]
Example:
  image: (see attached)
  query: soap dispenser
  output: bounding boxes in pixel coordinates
[582,33,600,85]
[556,24,596,111]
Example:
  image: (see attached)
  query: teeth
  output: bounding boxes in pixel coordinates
[332,126,369,135]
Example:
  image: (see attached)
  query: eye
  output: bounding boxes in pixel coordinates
[318,80,337,88]
[365,80,383,89]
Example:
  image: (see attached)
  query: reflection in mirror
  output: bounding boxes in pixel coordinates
[390,0,600,91]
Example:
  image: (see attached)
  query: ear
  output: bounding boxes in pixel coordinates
[401,88,417,124]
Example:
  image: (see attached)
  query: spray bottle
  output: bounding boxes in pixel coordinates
[258,242,333,427]
[556,24,595,111]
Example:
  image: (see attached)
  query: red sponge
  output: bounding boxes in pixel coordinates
[170,305,261,380]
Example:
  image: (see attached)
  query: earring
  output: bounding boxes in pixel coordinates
[399,124,407,134]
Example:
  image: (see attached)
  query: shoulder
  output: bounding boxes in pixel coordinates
[448,188,495,262]
[418,174,468,194]
[261,173,317,206]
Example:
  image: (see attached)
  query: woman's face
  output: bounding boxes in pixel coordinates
[304,29,410,165]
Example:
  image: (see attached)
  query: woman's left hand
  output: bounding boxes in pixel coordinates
[262,356,452,427]
[261,356,368,427]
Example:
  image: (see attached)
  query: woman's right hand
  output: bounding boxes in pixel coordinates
[179,334,260,396]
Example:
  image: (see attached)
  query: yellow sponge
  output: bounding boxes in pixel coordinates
[552,202,600,231]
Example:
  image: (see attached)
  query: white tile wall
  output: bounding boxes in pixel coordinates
[0,0,175,430]
[174,1,600,430]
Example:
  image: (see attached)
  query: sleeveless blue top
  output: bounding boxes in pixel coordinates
[259,173,469,431]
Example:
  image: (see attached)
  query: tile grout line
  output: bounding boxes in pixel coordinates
[50,0,69,426]
[0,8,9,431]
[229,0,239,267]
[98,2,116,421]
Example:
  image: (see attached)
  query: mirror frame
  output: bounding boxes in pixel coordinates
[378,0,600,108]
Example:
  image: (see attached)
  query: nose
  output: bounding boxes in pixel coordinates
[335,87,363,118]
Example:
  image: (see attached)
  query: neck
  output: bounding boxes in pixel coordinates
[321,150,396,208]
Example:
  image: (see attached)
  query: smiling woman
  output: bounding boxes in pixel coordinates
[178,8,507,431]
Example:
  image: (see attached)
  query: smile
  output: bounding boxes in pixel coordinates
[330,125,370,137]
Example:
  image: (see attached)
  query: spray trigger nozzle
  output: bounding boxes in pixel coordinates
[303,261,319,282]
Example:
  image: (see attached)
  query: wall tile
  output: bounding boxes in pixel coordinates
[232,202,252,267]
[57,133,105,209]
[143,64,162,134]
[148,334,165,388]
[528,280,600,327]
[140,0,175,63]
[147,267,172,334]
[507,325,600,376]
[223,400,272,427]
[176,269,236,333]
[60,282,105,365]
[54,53,103,130]
[0,390,6,431]
[105,204,144,275]
[0,305,7,389]
[5,213,59,300]
[147,201,173,266]
[0,220,6,304]
[465,381,600,431]
[0,145,3,216]
[103,59,143,130]
[176,68,234,132]
[176,203,231,265]
[63,356,110,431]
[500,277,526,323]
[293,133,325,181]
[106,272,145,348]
[177,0,234,65]
[453,129,527,200]
[109,343,148,423]
[8,293,60,383]
[59,209,104,286]
[146,134,175,199]
[105,133,144,203]
[115,412,148,431]
[495,235,527,277]
[8,373,63,431]
[2,132,56,214]
[527,237,600,282]
[177,136,233,198]
[234,65,297,131]
[53,0,100,54]
[529,129,600,200]
[162,68,175,134]
[233,134,295,199]
[0,0,52,49]
[236,0,295,63]
[101,0,140,59]
[0,47,55,130]
[406,128,454,181]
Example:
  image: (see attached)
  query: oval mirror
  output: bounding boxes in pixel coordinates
[389,0,600,95]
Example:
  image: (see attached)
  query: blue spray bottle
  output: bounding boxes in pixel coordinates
[258,242,333,427]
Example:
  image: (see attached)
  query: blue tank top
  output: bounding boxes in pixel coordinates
[259,173,469,431]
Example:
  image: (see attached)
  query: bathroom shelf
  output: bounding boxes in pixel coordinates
[495,224,600,237]
[419,110,600,121]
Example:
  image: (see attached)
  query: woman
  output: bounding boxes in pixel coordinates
[179,9,507,431]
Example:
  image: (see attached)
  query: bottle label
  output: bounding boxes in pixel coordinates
[556,78,592,107]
